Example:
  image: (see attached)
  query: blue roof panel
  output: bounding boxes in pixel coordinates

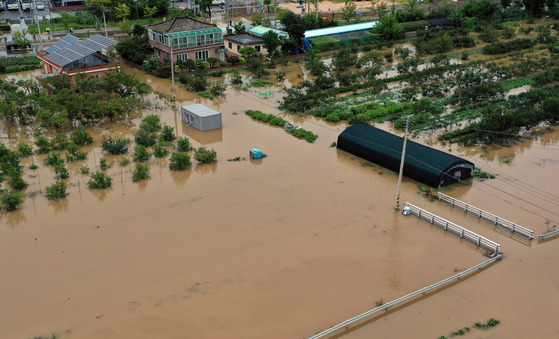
[305,21,377,39]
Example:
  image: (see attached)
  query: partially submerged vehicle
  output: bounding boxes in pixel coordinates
[249,148,265,159]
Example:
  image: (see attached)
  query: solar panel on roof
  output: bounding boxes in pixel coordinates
[43,34,117,67]
[45,34,79,53]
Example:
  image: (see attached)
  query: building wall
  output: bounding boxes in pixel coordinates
[224,39,267,57]
[149,40,223,62]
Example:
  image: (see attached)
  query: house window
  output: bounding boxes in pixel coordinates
[237,45,240,51]
[194,50,209,61]
[255,45,261,52]
[208,33,214,44]
[197,34,205,46]
[228,42,232,49]
[177,53,188,61]
[157,50,161,57]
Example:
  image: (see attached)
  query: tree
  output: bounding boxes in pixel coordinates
[143,5,158,18]
[194,147,217,163]
[87,171,112,189]
[239,46,258,57]
[0,189,23,211]
[12,31,31,48]
[262,31,282,55]
[461,0,501,22]
[115,3,131,19]
[169,152,192,170]
[341,0,357,21]
[233,22,247,34]
[45,181,68,201]
[132,163,150,182]
[115,35,153,65]
[372,14,404,46]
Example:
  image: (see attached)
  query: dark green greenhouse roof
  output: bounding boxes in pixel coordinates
[337,124,474,187]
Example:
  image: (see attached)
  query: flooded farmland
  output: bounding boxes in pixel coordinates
[1,64,559,339]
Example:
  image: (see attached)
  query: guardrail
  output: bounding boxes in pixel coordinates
[308,253,503,339]
[438,192,534,240]
[404,202,501,253]
[538,229,559,240]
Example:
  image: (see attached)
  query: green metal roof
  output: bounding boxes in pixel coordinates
[305,21,377,39]
[337,124,474,187]
[248,26,288,37]
[167,27,222,38]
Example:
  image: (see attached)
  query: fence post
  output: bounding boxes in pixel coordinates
[444,221,448,230]
[511,224,516,233]
[477,237,481,245]
[460,229,464,238]
[495,217,498,225]
[478,210,482,218]
[431,215,434,224]
[418,209,421,218]
[464,204,468,212]
[451,198,455,206]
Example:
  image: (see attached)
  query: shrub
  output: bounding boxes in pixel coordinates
[169,152,192,171]
[51,132,69,151]
[99,158,111,170]
[133,145,151,162]
[135,128,158,147]
[54,163,69,179]
[0,189,23,211]
[17,142,33,157]
[45,180,68,200]
[87,171,112,189]
[119,158,130,167]
[45,152,64,167]
[194,147,217,164]
[153,144,169,158]
[70,126,93,146]
[102,137,130,154]
[139,114,162,133]
[80,166,90,174]
[160,124,176,142]
[34,136,51,154]
[132,163,150,182]
[29,164,39,170]
[210,82,227,97]
[176,137,191,152]
[291,128,318,143]
[7,170,28,190]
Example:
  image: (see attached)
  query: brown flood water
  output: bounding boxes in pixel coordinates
[0,66,558,339]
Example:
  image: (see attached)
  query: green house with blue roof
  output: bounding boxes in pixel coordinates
[148,16,225,63]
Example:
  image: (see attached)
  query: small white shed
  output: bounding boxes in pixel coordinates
[181,104,222,131]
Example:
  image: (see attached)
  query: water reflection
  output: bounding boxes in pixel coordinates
[193,163,218,175]
[180,122,223,145]
[0,209,27,228]
[170,169,192,184]
[48,197,69,213]
[89,187,112,201]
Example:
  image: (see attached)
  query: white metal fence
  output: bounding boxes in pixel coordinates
[538,229,559,240]
[404,202,501,253]
[438,192,534,240]
[308,253,503,339]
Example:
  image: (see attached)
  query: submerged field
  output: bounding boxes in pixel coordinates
[1,21,559,338]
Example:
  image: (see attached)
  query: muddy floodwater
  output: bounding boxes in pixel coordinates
[1,65,559,339]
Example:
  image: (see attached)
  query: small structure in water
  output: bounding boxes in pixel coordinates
[181,104,222,132]
[337,124,474,187]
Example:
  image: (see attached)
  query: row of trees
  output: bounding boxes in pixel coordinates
[0,70,150,128]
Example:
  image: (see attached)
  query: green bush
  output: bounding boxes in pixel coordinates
[169,152,192,171]
[134,128,158,147]
[160,124,176,142]
[45,152,64,167]
[87,171,112,189]
[194,147,217,164]
[7,170,28,190]
[153,144,169,158]
[51,132,69,151]
[17,142,33,157]
[45,181,68,200]
[99,158,111,170]
[102,137,130,154]
[133,145,151,162]
[34,136,51,154]
[54,163,70,179]
[482,38,536,55]
[291,128,318,143]
[176,137,191,152]
[0,189,24,211]
[132,163,150,182]
[70,126,94,146]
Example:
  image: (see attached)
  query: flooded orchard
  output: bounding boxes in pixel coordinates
[1,64,559,339]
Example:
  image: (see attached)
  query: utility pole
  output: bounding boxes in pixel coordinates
[168,35,176,100]
[226,0,230,34]
[101,5,108,38]
[32,0,43,50]
[394,116,410,210]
